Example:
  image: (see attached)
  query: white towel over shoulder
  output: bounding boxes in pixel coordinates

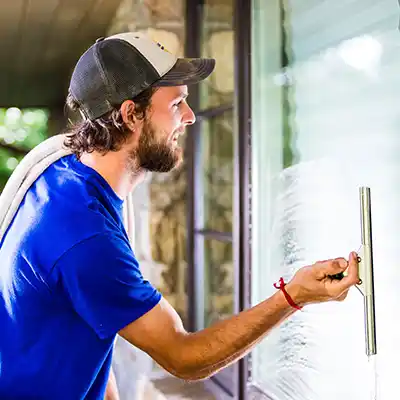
[0,134,134,245]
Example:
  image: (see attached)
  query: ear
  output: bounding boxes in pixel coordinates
[120,100,138,131]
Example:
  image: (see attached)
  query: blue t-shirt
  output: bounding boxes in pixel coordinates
[0,154,162,399]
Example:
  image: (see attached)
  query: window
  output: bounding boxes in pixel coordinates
[202,112,234,235]
[186,0,236,395]
[202,112,234,327]
[251,1,400,399]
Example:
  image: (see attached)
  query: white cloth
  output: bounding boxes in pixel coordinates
[0,134,135,243]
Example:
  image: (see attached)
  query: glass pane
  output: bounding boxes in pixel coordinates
[202,111,234,233]
[204,238,234,328]
[251,1,400,400]
[200,0,234,109]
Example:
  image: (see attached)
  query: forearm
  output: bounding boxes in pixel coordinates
[174,290,295,380]
[121,254,358,382]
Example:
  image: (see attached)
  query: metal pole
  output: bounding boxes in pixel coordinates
[359,187,377,356]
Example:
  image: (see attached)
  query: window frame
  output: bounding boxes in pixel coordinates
[184,0,252,397]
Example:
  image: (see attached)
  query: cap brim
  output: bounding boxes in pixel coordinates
[154,58,216,87]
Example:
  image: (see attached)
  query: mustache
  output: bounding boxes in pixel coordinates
[173,127,185,135]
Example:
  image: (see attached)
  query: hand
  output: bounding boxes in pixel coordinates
[285,251,360,307]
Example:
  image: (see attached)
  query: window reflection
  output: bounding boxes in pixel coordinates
[204,239,233,327]
[200,0,234,108]
[251,1,400,399]
[202,111,234,233]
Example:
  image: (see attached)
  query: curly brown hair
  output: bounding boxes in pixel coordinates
[63,87,157,157]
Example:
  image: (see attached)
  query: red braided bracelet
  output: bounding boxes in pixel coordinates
[273,277,303,311]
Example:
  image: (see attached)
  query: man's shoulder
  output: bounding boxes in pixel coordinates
[15,170,119,267]
[15,200,111,271]
[6,153,126,269]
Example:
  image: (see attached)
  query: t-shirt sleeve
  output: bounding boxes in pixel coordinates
[54,232,162,339]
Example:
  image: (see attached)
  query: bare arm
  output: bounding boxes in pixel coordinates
[119,252,359,381]
[120,289,293,381]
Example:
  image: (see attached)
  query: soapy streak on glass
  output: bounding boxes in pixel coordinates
[251,0,399,399]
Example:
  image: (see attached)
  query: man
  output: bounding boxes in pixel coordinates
[0,32,360,399]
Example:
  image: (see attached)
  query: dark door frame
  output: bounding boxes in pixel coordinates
[185,0,252,397]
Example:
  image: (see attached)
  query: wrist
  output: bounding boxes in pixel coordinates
[280,281,304,310]
[274,289,293,311]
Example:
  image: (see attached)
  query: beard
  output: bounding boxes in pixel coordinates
[130,118,182,173]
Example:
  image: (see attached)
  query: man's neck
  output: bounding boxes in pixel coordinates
[79,150,146,199]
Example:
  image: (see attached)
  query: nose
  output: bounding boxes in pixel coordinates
[182,103,196,126]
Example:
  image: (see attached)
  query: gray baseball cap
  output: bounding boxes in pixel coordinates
[68,32,216,120]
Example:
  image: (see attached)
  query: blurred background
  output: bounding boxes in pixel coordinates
[1,0,400,399]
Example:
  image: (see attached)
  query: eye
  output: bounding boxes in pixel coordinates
[173,100,183,108]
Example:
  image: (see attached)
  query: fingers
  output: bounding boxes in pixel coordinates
[315,259,331,264]
[339,251,360,288]
[321,252,360,301]
[319,257,348,276]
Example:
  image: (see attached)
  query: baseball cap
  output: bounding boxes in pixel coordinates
[68,32,216,120]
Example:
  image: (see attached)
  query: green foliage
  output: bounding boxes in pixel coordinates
[0,108,48,190]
